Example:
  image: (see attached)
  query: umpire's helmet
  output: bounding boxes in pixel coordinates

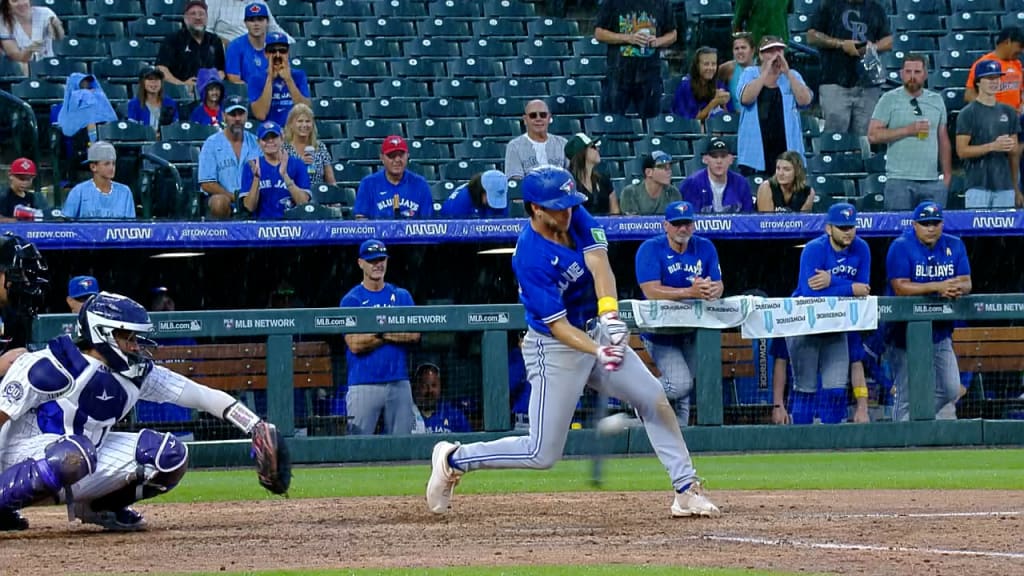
[521,165,588,210]
[0,233,48,305]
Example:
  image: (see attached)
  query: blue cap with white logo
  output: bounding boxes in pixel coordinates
[257,121,282,139]
[265,32,289,48]
[913,201,944,222]
[826,202,857,227]
[974,59,1005,80]
[359,239,388,261]
[68,275,99,300]
[521,166,587,210]
[664,201,695,223]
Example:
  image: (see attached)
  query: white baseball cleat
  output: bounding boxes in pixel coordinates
[671,481,721,518]
[426,440,462,514]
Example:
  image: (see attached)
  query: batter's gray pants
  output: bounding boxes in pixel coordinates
[346,380,415,435]
[452,327,698,491]
[889,337,961,422]
[785,333,849,393]
[643,337,696,427]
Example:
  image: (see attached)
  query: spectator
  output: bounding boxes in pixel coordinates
[65,275,98,314]
[224,2,273,85]
[565,133,619,215]
[782,203,870,425]
[248,32,309,126]
[54,73,117,165]
[634,200,724,426]
[281,102,334,186]
[718,33,756,114]
[197,95,260,219]
[239,120,310,219]
[808,0,892,136]
[680,136,752,213]
[62,141,136,220]
[732,0,788,46]
[672,46,732,121]
[965,26,1024,110]
[207,0,291,46]
[189,68,225,127]
[867,54,951,211]
[0,157,39,220]
[126,66,179,139]
[340,239,420,436]
[594,0,676,118]
[885,201,972,422]
[156,0,225,92]
[439,170,509,218]
[956,60,1022,209]
[737,36,812,176]
[353,136,433,220]
[756,150,815,212]
[411,363,471,434]
[0,0,63,74]
[504,100,568,180]
[619,151,681,215]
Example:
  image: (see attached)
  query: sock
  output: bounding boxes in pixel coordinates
[446,453,464,473]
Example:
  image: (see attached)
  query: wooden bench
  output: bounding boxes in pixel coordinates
[953,327,1024,373]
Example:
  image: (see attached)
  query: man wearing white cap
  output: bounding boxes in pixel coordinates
[439,170,509,218]
[62,142,136,220]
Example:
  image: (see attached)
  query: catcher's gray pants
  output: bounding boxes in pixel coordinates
[452,327,698,492]
[643,336,696,427]
[345,380,415,435]
[785,333,849,393]
[889,337,961,422]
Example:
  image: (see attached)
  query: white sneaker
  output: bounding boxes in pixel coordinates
[671,481,721,518]
[426,441,462,514]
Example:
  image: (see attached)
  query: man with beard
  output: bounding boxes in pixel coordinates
[198,95,260,219]
[868,54,951,211]
[156,1,225,93]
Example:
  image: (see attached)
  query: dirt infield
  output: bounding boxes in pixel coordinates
[2,490,1022,575]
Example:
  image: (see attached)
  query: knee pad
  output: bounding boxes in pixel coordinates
[818,388,849,424]
[789,391,817,425]
[136,429,188,493]
[43,435,98,488]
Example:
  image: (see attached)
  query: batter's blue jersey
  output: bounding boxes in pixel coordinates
[885,228,970,345]
[341,283,415,385]
[793,234,871,297]
[635,233,722,344]
[512,206,608,335]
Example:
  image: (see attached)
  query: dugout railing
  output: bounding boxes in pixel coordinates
[33,295,1024,466]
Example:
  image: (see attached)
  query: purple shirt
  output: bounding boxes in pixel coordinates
[679,168,753,213]
[672,76,734,119]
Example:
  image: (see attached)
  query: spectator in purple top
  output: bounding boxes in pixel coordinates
[672,46,733,121]
[680,137,752,213]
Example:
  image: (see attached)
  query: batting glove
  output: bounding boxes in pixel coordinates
[599,312,629,346]
[596,345,626,371]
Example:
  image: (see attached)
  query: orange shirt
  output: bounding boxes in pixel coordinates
[966,53,1023,111]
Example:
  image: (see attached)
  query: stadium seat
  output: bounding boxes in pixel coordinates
[800,112,823,140]
[316,0,373,18]
[333,140,381,162]
[453,139,505,161]
[390,58,447,79]
[128,17,178,38]
[855,190,885,211]
[941,87,966,113]
[110,39,157,60]
[706,113,739,136]
[99,120,157,146]
[305,19,358,40]
[506,57,562,78]
[419,17,472,40]
[682,155,703,176]
[808,153,865,177]
[162,121,218,144]
[314,79,372,101]
[332,161,374,186]
[441,160,495,182]
[270,0,315,22]
[938,32,991,54]
[30,57,87,81]
[466,117,520,139]
[488,77,547,99]
[0,58,27,84]
[462,39,517,59]
[1001,12,1024,30]
[291,40,343,61]
[562,56,607,79]
[449,58,504,79]
[811,175,856,199]
[67,17,124,38]
[408,118,465,142]
[517,39,569,59]
[549,117,581,137]
[891,14,945,35]
[363,98,416,120]
[858,173,887,198]
[648,114,704,139]
[143,141,196,166]
[346,39,401,59]
[12,79,64,103]
[892,33,937,53]
[145,0,186,18]
[92,58,146,85]
[315,122,344,143]
[526,18,580,39]
[634,137,691,158]
[421,97,477,119]
[483,0,536,18]
[373,78,430,100]
[428,0,481,18]
[686,0,733,18]
[949,12,1001,32]
[434,78,485,100]
[372,0,428,19]
[480,96,528,117]
[54,37,108,60]
[474,18,526,40]
[313,183,356,207]
[585,115,643,140]
[432,181,457,203]
[813,132,864,155]
[549,95,589,117]
[792,0,820,14]
[86,0,143,20]
[864,154,886,175]
[43,0,85,18]
[811,192,837,213]
[932,68,970,90]
[335,58,389,80]
[359,18,417,38]
[407,140,451,163]
[572,37,604,57]
[408,161,437,181]
[552,77,602,97]
[311,98,358,121]
[404,38,461,60]
[598,139,633,159]
[746,174,767,194]
[346,118,403,139]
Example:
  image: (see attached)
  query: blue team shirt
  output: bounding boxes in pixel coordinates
[438,184,509,218]
[793,234,871,297]
[885,228,970,345]
[197,130,262,195]
[635,233,722,344]
[512,206,607,335]
[340,282,415,385]
[63,180,136,219]
[247,68,310,127]
[354,169,434,219]
[422,401,471,433]
[225,36,268,84]
[239,155,310,219]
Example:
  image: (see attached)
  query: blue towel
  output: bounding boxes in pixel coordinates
[56,72,117,137]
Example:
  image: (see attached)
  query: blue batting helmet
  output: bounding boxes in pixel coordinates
[77,292,156,380]
[520,166,587,210]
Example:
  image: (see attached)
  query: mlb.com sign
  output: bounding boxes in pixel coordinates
[157,320,202,332]
[467,312,510,325]
[314,316,357,328]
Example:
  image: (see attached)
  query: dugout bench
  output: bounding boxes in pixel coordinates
[952,327,1024,420]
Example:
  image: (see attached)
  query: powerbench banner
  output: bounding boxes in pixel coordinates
[629,296,878,339]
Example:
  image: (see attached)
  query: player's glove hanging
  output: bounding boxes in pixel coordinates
[599,312,629,347]
[250,420,292,496]
[597,345,626,372]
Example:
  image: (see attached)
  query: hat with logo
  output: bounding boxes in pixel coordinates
[84,141,117,164]
[264,32,289,49]
[381,135,408,155]
[563,133,601,160]
[974,59,1006,80]
[244,2,268,19]
[913,200,944,222]
[10,157,36,177]
[664,201,695,224]
[68,275,99,300]
[481,169,508,210]
[704,136,732,156]
[759,36,786,51]
[521,165,587,210]
[359,239,388,261]
[257,120,282,139]
[642,150,673,171]
[826,202,857,227]
[183,1,207,12]
[224,95,248,114]
[139,65,164,80]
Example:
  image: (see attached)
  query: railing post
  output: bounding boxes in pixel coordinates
[266,334,295,435]
[481,330,510,431]
[906,321,936,421]
[695,328,724,426]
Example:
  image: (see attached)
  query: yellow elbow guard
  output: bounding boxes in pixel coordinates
[853,386,869,399]
[597,297,618,317]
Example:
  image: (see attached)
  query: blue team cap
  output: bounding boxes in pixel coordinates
[974,59,1005,80]
[257,121,282,139]
[664,201,695,223]
[265,32,289,48]
[359,239,388,261]
[521,166,587,210]
[68,275,99,299]
[826,202,857,227]
[244,2,268,19]
[913,201,944,222]
[481,170,508,210]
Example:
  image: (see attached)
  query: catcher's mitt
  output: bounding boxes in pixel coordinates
[251,421,291,495]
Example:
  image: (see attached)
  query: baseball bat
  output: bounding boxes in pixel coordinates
[590,389,609,487]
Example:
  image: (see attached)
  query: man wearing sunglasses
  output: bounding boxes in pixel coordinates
[504,100,568,181]
[868,53,951,211]
[198,95,261,219]
[249,32,309,127]
[885,201,972,422]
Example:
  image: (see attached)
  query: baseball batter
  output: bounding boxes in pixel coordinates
[426,166,720,518]
[634,200,724,427]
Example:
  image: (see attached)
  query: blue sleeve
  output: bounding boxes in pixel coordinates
[570,206,607,252]
[737,67,758,109]
[737,177,753,212]
[239,160,254,198]
[354,176,373,218]
[225,40,241,76]
[679,175,701,209]
[449,406,471,433]
[855,239,871,284]
[518,261,566,324]
[166,97,179,122]
[247,75,265,108]
[197,139,218,183]
[634,239,661,285]
[340,289,358,307]
[290,157,310,193]
[62,185,81,219]
[672,76,700,119]
[397,288,415,306]
[797,240,848,296]
[886,238,911,280]
[703,240,722,282]
[189,105,205,125]
[439,189,464,218]
[789,70,812,108]
[953,237,971,276]
[417,179,433,219]
[126,99,143,122]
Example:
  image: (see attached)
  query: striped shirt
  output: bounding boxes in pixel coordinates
[503,133,568,179]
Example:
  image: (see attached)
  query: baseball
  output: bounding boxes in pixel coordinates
[596,412,630,436]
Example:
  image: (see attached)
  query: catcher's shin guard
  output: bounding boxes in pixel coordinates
[88,429,188,513]
[0,435,97,511]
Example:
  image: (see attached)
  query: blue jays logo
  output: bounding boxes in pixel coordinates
[559,177,575,195]
[826,297,837,310]
[918,203,940,219]
[783,298,793,315]
[806,306,816,329]
[76,278,95,292]
[672,203,692,219]
[849,301,859,324]
[839,208,852,220]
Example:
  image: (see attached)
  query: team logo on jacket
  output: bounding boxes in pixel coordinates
[3,381,24,402]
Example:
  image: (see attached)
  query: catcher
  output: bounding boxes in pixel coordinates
[0,291,289,532]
